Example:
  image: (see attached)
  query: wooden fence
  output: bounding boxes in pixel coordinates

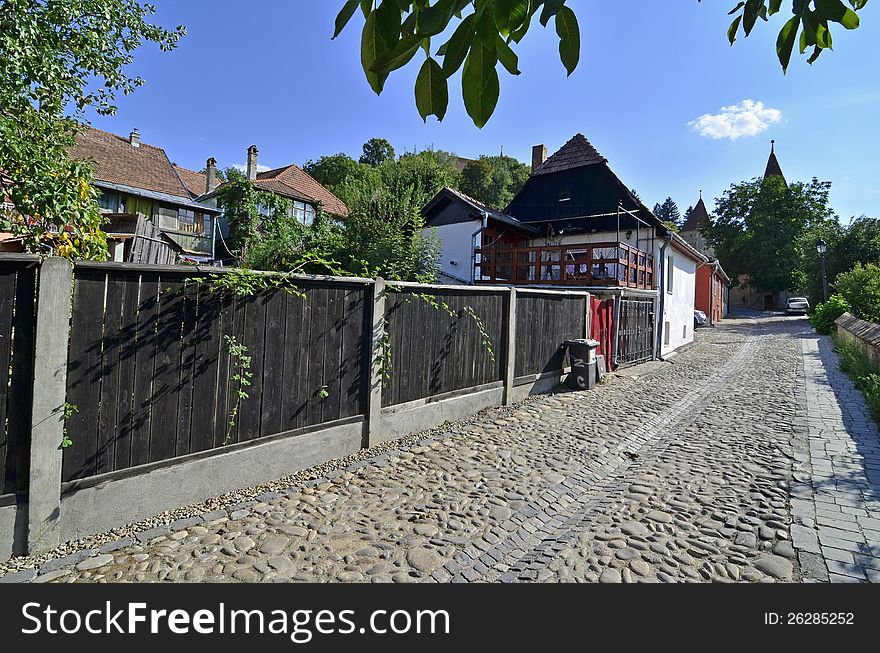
[0,259,597,493]
[0,257,38,496]
[383,287,506,407]
[515,291,589,378]
[63,264,370,483]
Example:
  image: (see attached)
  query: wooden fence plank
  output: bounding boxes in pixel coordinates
[238,293,266,443]
[128,273,160,468]
[174,282,198,456]
[114,272,141,472]
[63,269,107,482]
[305,288,328,427]
[280,290,305,431]
[148,277,185,464]
[7,264,37,494]
[0,268,18,494]
[339,287,365,420]
[189,285,221,453]
[95,273,127,476]
[259,290,286,438]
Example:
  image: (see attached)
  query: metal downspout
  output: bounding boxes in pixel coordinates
[655,231,674,360]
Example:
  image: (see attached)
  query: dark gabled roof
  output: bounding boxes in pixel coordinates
[422,187,541,234]
[682,197,710,232]
[71,126,195,201]
[532,133,607,176]
[764,141,785,182]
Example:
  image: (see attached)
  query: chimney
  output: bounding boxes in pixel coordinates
[205,157,218,193]
[531,144,547,173]
[246,145,259,181]
[129,128,140,148]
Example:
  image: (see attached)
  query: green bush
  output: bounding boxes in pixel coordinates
[834,336,880,421]
[809,294,851,335]
[833,262,880,324]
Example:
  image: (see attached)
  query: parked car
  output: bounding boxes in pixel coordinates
[786,296,810,315]
[694,310,708,328]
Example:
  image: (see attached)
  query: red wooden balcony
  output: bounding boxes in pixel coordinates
[474,242,656,290]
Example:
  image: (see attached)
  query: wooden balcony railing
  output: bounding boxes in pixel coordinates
[474,242,656,290]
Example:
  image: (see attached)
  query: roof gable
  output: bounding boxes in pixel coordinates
[71,127,192,200]
[764,141,786,183]
[256,164,350,217]
[174,165,208,199]
[532,133,607,176]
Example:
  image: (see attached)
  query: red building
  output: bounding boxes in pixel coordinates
[696,261,730,325]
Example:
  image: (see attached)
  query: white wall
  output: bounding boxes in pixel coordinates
[659,246,697,356]
[428,220,480,284]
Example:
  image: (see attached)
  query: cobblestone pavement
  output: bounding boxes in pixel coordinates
[3,314,878,583]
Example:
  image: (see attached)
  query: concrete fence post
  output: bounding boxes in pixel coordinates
[503,287,517,406]
[27,257,73,555]
[364,277,386,448]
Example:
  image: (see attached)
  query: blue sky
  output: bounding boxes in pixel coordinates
[87,1,879,220]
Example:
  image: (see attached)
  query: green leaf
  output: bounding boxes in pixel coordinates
[496,35,521,75]
[462,41,499,128]
[333,0,361,39]
[768,0,783,15]
[743,0,763,36]
[728,15,743,44]
[415,56,449,121]
[541,0,566,26]
[555,6,580,76]
[494,0,529,36]
[440,13,475,77]
[776,15,801,73]
[360,4,400,94]
[370,35,422,75]
[417,0,456,36]
[815,0,860,29]
[728,2,746,16]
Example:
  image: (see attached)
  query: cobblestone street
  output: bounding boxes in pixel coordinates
[3,313,879,584]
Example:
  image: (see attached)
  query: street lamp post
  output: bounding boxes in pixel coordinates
[816,239,829,303]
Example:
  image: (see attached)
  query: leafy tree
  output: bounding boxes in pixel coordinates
[630,188,642,202]
[653,197,682,229]
[833,262,880,324]
[810,294,851,334]
[215,177,292,259]
[683,205,694,225]
[460,154,529,208]
[705,176,836,293]
[303,153,382,207]
[460,158,494,203]
[335,0,867,127]
[0,0,184,259]
[798,216,880,305]
[359,137,396,166]
[380,149,460,207]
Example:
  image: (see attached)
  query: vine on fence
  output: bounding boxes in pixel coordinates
[223,335,253,446]
[58,402,78,450]
[376,284,497,390]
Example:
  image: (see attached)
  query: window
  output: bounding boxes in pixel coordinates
[683,324,688,339]
[203,215,213,237]
[304,203,316,226]
[292,201,306,223]
[178,208,195,224]
[97,190,118,212]
[667,255,674,293]
[664,322,671,346]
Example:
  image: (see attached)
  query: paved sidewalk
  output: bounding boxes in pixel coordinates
[791,334,880,582]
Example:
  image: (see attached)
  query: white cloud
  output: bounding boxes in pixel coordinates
[689,100,782,140]
[231,163,273,173]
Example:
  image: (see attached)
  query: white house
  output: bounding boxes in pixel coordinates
[423,133,706,365]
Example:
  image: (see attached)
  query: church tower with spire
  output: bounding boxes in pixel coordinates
[680,190,714,257]
[763,140,786,184]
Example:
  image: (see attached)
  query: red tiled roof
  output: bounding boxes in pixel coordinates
[255,164,349,217]
[174,165,209,199]
[532,133,607,176]
[71,126,192,200]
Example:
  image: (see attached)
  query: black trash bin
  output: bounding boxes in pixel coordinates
[564,339,600,390]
